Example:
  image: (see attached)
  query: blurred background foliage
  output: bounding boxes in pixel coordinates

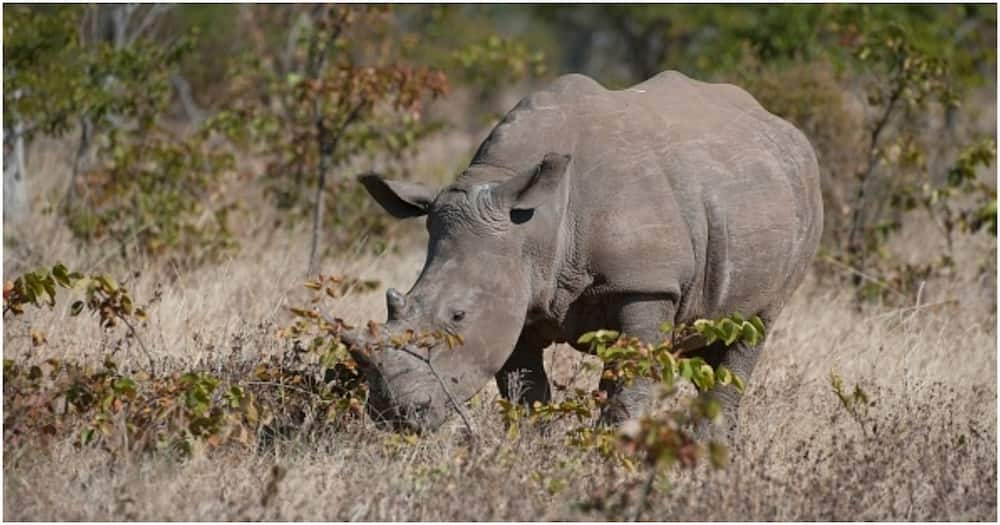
[4,4,996,301]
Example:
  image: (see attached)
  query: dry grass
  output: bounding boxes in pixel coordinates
[3,126,997,521]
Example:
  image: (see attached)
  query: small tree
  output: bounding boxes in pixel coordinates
[4,5,238,266]
[214,5,448,273]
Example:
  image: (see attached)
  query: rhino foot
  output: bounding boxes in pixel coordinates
[597,376,656,427]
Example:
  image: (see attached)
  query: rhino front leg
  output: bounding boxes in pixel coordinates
[598,295,676,426]
[495,331,552,406]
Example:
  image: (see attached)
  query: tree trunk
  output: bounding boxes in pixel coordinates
[62,116,92,211]
[3,120,28,222]
[308,128,333,276]
[846,79,904,283]
[170,73,205,125]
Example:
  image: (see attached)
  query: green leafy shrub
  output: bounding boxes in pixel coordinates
[735,6,997,303]
[4,263,146,326]
[4,6,238,266]
[830,370,876,439]
[451,35,547,97]
[67,121,238,265]
[3,263,152,363]
[3,268,761,484]
[494,319,760,518]
[3,325,369,459]
[494,316,761,515]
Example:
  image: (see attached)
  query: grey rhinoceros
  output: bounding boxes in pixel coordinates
[341,71,823,440]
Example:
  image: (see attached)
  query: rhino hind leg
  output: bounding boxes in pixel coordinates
[495,331,552,405]
[690,312,772,445]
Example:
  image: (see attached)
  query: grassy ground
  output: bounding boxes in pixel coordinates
[3,131,997,520]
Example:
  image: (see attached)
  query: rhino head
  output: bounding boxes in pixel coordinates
[340,153,571,432]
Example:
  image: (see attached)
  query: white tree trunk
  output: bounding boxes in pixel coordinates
[3,120,28,222]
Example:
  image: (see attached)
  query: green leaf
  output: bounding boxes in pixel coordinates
[120,295,133,315]
[719,318,739,346]
[750,316,766,338]
[594,329,619,342]
[41,277,56,307]
[113,377,137,398]
[696,394,721,420]
[692,319,718,345]
[96,275,118,293]
[578,329,619,347]
[52,264,71,287]
[731,373,745,394]
[740,322,760,347]
[25,275,43,304]
[679,359,694,380]
[696,363,715,390]
[716,366,733,386]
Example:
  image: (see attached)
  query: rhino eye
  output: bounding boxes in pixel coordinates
[510,209,533,224]
[451,310,466,323]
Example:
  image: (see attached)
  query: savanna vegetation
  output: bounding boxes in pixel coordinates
[3,4,996,521]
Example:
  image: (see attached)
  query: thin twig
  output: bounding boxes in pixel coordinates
[307,101,365,275]
[62,116,92,211]
[126,4,170,46]
[83,224,152,274]
[846,67,906,279]
[170,73,205,125]
[246,381,321,398]
[392,345,476,434]
[863,299,958,323]
[117,313,155,376]
[631,469,657,522]
[820,255,906,299]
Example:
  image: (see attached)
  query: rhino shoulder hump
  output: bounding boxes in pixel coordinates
[546,74,608,100]
[634,71,766,113]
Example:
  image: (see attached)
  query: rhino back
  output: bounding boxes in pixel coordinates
[470,72,822,320]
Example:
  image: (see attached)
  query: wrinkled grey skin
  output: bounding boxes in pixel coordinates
[342,71,823,439]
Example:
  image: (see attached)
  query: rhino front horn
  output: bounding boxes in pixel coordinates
[386,288,407,320]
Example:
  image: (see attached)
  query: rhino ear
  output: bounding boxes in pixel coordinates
[358,173,436,219]
[496,153,571,211]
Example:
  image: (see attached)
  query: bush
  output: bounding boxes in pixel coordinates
[4,6,238,267]
[730,6,997,303]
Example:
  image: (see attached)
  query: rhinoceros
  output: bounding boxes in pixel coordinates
[341,71,823,439]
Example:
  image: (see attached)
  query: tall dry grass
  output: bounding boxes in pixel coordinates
[3,119,996,521]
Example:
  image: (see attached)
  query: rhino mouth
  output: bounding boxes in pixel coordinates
[350,344,450,432]
[366,388,445,433]
[366,397,439,433]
